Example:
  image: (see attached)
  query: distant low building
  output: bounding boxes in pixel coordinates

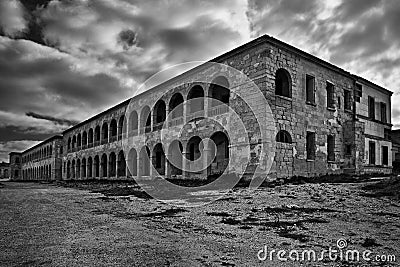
[391,130,400,173]
[0,162,10,179]
[9,152,22,180]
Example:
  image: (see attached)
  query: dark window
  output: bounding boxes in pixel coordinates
[345,144,352,156]
[306,132,316,160]
[368,96,375,119]
[306,74,315,104]
[369,141,376,165]
[326,82,335,109]
[327,135,335,161]
[384,129,391,140]
[355,83,362,102]
[275,69,291,98]
[381,102,387,123]
[382,146,388,166]
[276,130,292,143]
[15,158,20,164]
[337,97,341,110]
[344,90,352,110]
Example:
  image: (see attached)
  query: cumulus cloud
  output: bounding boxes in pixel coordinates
[0,0,28,37]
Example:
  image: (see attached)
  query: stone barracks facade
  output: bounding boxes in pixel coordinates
[10,35,393,181]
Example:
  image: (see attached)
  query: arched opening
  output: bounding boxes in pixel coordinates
[67,161,71,178]
[118,115,125,139]
[168,140,183,176]
[102,122,108,143]
[139,146,150,176]
[169,93,184,119]
[101,154,108,178]
[209,76,230,107]
[117,150,126,177]
[49,145,52,156]
[110,119,118,142]
[276,130,292,143]
[82,131,87,147]
[275,68,292,98]
[77,133,82,148]
[153,143,165,175]
[81,158,86,178]
[128,148,137,176]
[76,159,81,178]
[187,85,204,114]
[87,157,93,178]
[208,131,229,177]
[72,136,77,150]
[88,128,94,146]
[94,126,101,144]
[140,106,151,133]
[71,160,76,179]
[94,155,100,177]
[129,111,138,135]
[153,100,166,131]
[109,152,116,177]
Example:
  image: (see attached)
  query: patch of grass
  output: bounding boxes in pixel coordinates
[278,229,309,243]
[94,187,152,199]
[361,238,381,248]
[262,206,339,213]
[362,176,400,199]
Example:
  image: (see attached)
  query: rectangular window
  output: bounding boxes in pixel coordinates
[368,96,375,119]
[306,74,315,104]
[384,129,391,140]
[355,83,362,102]
[382,146,388,166]
[344,90,352,110]
[327,135,335,161]
[345,144,352,156]
[306,131,316,160]
[369,141,376,165]
[326,82,335,109]
[381,102,387,123]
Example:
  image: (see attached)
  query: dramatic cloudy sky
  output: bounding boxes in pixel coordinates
[0,0,399,162]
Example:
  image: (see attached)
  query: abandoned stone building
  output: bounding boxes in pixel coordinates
[10,35,393,182]
[11,136,63,181]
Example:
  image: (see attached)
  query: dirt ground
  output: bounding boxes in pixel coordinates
[0,179,399,267]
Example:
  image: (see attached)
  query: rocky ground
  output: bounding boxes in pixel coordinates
[0,177,399,266]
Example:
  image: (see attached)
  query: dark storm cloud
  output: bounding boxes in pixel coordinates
[117,29,138,50]
[26,112,78,126]
[0,0,249,160]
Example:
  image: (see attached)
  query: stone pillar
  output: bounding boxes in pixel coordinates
[166,153,172,179]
